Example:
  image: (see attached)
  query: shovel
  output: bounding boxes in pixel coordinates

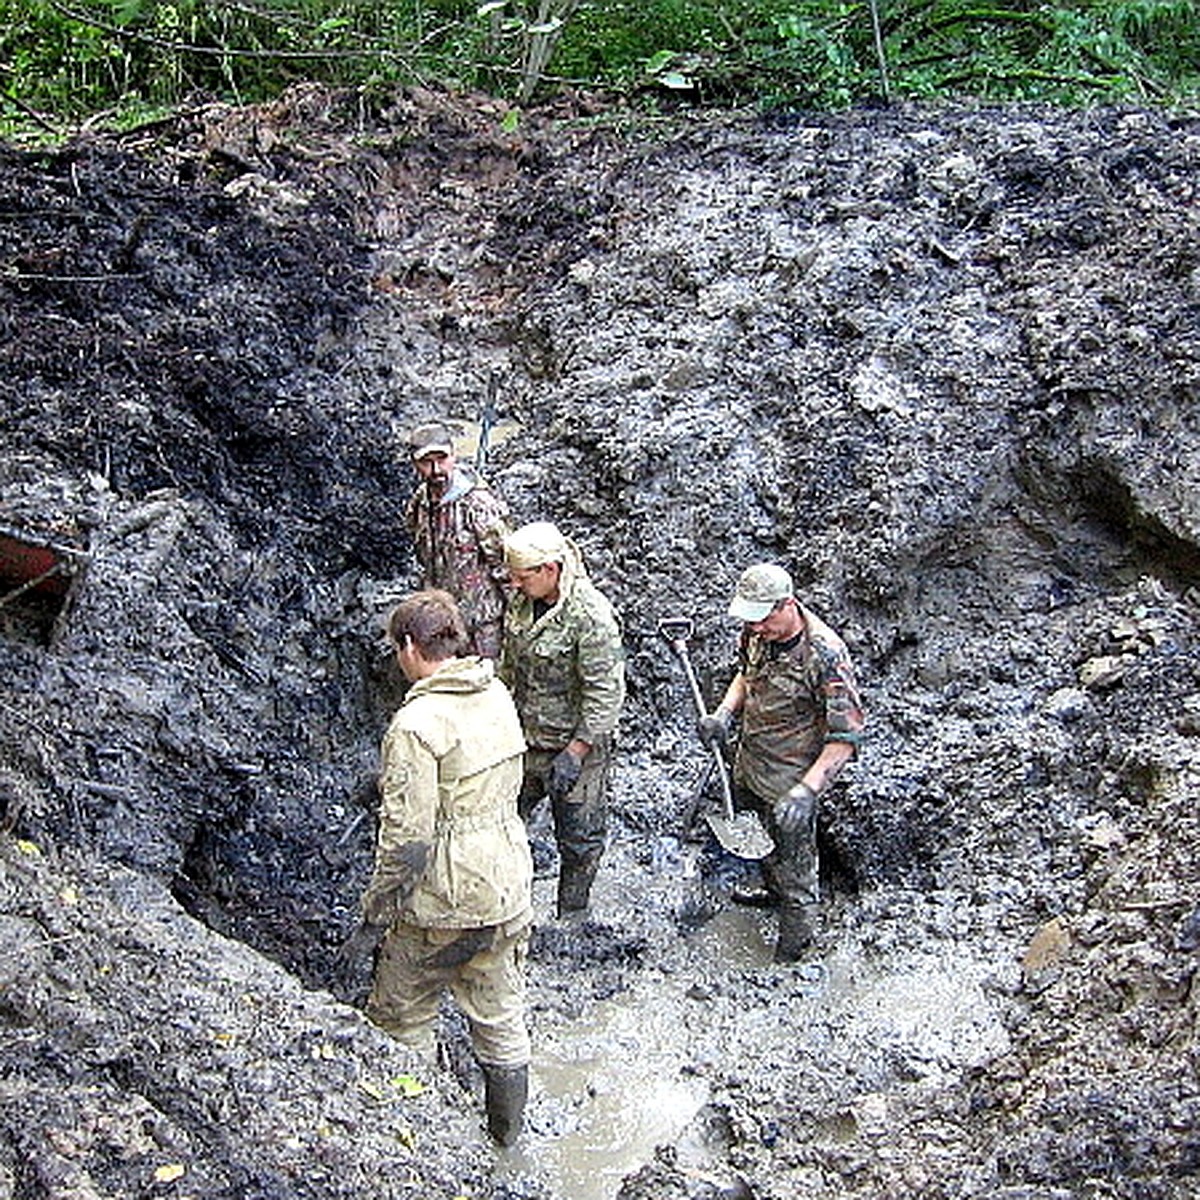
[658,617,774,860]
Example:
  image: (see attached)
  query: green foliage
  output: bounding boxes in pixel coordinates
[1,0,1197,137]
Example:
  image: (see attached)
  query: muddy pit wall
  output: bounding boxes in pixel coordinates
[1,94,1199,1197]
[1,96,1198,992]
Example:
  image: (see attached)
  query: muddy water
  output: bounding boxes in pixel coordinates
[501,892,1010,1200]
[498,994,711,1197]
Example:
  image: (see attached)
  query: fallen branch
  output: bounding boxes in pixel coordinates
[0,562,68,611]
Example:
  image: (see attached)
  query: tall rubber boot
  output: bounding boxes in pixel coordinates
[482,1063,528,1147]
[556,857,599,919]
[774,904,817,963]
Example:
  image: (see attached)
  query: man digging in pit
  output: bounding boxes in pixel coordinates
[699,563,866,962]
[341,589,533,1145]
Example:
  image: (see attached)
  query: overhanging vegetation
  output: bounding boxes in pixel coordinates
[1,0,1198,138]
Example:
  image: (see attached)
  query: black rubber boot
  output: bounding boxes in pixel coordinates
[556,857,599,919]
[482,1063,528,1147]
[774,904,817,963]
[731,885,778,908]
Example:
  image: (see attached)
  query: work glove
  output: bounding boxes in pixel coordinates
[774,782,818,838]
[697,707,733,750]
[334,920,386,974]
[361,840,430,927]
[547,748,583,802]
[426,925,498,969]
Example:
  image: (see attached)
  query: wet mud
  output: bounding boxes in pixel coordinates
[1,89,1199,1198]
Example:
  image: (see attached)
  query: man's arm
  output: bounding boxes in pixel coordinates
[715,672,747,719]
[361,725,437,926]
[572,607,625,749]
[798,738,856,795]
[467,487,513,583]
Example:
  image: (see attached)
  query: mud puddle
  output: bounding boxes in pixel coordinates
[498,994,710,1198]
[502,865,1010,1200]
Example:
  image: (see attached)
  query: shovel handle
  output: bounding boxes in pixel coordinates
[668,638,708,717]
[666,636,736,820]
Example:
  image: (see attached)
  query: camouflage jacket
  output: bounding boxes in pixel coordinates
[734,604,865,802]
[499,538,625,752]
[405,464,511,658]
[369,656,532,930]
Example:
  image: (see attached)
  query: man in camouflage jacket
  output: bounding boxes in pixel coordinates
[499,521,625,920]
[699,563,865,962]
[405,421,512,659]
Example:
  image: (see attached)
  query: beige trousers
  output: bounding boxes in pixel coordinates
[366,917,531,1067]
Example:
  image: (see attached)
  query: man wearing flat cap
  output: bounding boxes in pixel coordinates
[499,521,625,920]
[405,421,512,659]
[698,563,865,961]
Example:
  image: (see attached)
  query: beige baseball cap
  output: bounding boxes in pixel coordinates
[728,563,794,622]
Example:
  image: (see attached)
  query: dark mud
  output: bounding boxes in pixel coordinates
[1,88,1198,1198]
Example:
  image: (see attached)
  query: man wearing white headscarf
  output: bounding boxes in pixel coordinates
[499,521,625,920]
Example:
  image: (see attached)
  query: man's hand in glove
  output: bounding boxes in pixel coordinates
[774,782,818,837]
[334,920,385,973]
[547,748,584,801]
[361,840,429,927]
[697,707,733,749]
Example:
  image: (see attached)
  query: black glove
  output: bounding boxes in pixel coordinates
[426,925,498,969]
[697,708,733,749]
[361,840,430,926]
[547,749,583,801]
[774,782,818,837]
[334,920,385,973]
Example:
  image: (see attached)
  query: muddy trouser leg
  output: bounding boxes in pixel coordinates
[365,922,444,1060]
[551,745,610,917]
[518,756,560,879]
[754,786,820,961]
[450,921,532,1146]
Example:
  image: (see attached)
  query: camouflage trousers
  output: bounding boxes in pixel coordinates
[519,742,611,908]
[367,916,531,1067]
[735,783,820,908]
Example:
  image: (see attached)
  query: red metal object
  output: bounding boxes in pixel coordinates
[0,529,74,598]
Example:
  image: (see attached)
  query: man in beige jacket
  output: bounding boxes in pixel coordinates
[351,588,533,1145]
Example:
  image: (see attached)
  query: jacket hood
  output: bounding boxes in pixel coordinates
[406,654,495,700]
[437,463,482,506]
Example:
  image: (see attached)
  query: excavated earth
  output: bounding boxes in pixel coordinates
[1,87,1199,1199]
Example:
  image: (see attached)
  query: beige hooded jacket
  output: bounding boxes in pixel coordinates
[369,655,532,930]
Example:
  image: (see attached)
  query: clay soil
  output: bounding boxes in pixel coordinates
[1,87,1199,1199]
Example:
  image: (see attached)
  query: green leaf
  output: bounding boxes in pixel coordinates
[390,1073,428,1097]
[644,48,675,74]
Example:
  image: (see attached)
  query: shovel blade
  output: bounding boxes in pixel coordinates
[705,811,774,860]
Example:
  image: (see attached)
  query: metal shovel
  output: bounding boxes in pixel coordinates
[658,617,775,860]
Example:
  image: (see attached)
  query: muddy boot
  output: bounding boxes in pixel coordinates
[731,885,777,908]
[556,858,598,920]
[482,1063,528,1147]
[774,904,817,963]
